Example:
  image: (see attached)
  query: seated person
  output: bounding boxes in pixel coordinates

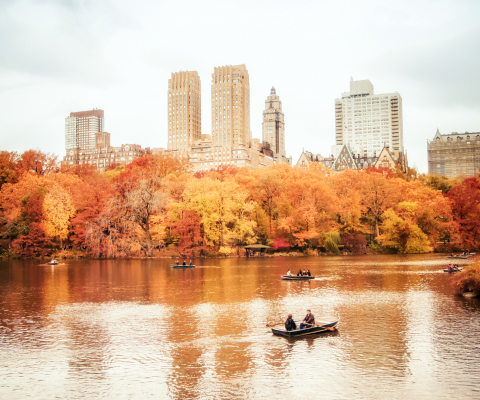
[182,260,186,266]
[175,259,179,265]
[307,269,311,276]
[297,269,302,276]
[285,314,297,331]
[189,260,194,266]
[300,309,315,329]
[287,269,292,276]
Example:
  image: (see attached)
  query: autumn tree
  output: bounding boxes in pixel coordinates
[378,202,432,253]
[447,177,480,249]
[43,184,76,246]
[10,188,53,257]
[16,150,58,176]
[173,176,257,249]
[171,210,207,257]
[0,151,18,189]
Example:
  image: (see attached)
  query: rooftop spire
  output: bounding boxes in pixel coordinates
[271,86,276,95]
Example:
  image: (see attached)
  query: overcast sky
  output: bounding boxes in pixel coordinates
[1,0,479,172]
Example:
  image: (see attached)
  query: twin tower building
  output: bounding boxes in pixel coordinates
[63,64,290,171]
[167,65,291,171]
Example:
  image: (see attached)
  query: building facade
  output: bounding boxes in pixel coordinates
[65,109,104,150]
[334,79,403,158]
[211,64,251,148]
[296,144,407,173]
[167,71,201,153]
[63,132,150,172]
[262,87,285,158]
[163,64,291,172]
[427,129,480,178]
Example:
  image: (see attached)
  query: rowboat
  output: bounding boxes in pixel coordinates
[171,264,195,268]
[281,275,315,280]
[272,318,340,337]
[47,260,59,265]
[447,256,468,259]
[443,268,463,273]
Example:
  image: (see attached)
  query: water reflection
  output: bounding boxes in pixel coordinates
[1,254,480,399]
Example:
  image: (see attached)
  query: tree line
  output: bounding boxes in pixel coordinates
[0,149,479,258]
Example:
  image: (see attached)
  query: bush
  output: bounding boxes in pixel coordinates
[323,232,341,254]
[452,262,480,297]
[274,238,290,251]
[342,234,367,254]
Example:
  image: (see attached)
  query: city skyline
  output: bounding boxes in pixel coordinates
[1,1,480,173]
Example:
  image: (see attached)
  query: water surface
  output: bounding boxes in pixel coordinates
[1,254,479,399]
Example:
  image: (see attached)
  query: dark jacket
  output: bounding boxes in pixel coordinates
[285,317,297,331]
[303,313,315,325]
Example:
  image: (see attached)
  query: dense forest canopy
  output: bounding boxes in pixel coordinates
[1,149,478,258]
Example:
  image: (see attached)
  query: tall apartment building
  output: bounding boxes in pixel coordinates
[211,65,251,148]
[428,129,480,178]
[65,109,104,150]
[167,71,201,153]
[262,87,285,158]
[334,79,403,158]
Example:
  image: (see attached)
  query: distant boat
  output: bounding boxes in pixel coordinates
[47,260,59,265]
[281,275,315,280]
[447,255,468,259]
[171,264,195,268]
[271,318,339,337]
[443,268,463,273]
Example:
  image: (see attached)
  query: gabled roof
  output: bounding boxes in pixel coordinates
[332,144,357,170]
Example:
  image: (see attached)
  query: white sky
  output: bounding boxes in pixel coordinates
[1,0,479,172]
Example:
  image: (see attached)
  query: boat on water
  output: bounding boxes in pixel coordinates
[272,318,340,337]
[47,260,59,265]
[171,264,195,268]
[281,275,315,280]
[447,256,468,259]
[444,268,464,273]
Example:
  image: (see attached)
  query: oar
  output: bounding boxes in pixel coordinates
[266,320,302,327]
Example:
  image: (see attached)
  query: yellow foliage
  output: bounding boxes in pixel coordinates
[43,185,76,241]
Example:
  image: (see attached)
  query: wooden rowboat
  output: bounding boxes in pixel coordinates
[272,318,340,337]
[171,264,195,268]
[281,275,315,280]
[447,256,468,259]
[443,268,463,273]
[47,260,59,265]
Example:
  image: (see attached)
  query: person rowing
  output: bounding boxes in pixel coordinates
[300,309,315,329]
[286,269,292,276]
[285,314,297,331]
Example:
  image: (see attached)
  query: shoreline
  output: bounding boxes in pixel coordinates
[0,250,456,261]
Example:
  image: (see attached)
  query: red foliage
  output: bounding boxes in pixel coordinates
[70,176,112,247]
[11,222,53,257]
[172,210,208,257]
[341,233,367,254]
[447,177,480,249]
[365,166,394,179]
[16,150,58,176]
[274,237,290,251]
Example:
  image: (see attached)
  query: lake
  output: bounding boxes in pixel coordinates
[1,254,479,399]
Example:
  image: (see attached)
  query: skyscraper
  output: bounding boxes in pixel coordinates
[262,87,285,157]
[211,65,251,148]
[167,71,201,152]
[65,109,104,150]
[334,79,403,157]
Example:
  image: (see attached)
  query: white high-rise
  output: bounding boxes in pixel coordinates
[65,109,104,150]
[333,79,403,157]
